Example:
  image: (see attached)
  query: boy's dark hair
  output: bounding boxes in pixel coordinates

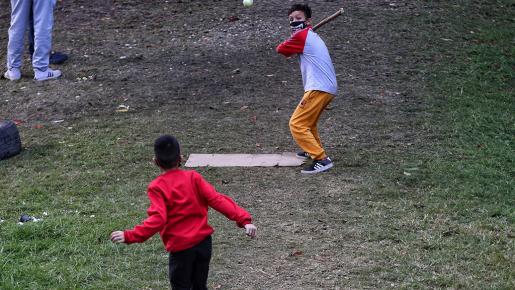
[288,4,312,19]
[154,135,181,169]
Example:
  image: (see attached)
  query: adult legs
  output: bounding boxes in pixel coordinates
[7,0,32,70]
[29,2,68,66]
[32,0,55,72]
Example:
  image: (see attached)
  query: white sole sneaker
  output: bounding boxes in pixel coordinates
[4,70,21,81]
[34,69,62,81]
[301,158,334,174]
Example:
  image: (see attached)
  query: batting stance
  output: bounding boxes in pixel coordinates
[276,4,338,174]
[4,0,62,81]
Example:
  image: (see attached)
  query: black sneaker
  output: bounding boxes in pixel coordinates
[296,152,310,159]
[301,157,333,174]
[50,52,69,65]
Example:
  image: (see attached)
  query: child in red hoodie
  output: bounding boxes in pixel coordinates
[110,135,257,290]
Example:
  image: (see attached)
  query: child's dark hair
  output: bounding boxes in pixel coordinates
[154,135,181,169]
[288,4,312,19]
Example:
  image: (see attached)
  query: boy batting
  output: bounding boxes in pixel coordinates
[276,4,338,174]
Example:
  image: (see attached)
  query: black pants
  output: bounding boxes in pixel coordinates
[169,235,212,290]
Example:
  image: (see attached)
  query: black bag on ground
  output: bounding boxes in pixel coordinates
[0,120,22,160]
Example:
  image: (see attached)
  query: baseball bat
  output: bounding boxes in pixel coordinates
[312,8,344,31]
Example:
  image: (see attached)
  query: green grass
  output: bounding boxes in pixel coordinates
[0,120,164,289]
[421,0,514,220]
[361,1,514,288]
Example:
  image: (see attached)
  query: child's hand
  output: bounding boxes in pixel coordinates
[244,224,257,238]
[110,231,125,243]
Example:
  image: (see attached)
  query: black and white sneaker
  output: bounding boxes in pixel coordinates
[301,157,333,174]
[34,68,62,81]
[296,152,310,159]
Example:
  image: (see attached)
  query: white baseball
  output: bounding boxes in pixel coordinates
[243,0,253,7]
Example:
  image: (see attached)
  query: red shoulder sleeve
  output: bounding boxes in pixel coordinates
[276,29,309,57]
[124,184,167,243]
[193,171,252,228]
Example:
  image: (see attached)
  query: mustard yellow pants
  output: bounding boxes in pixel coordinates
[289,90,334,160]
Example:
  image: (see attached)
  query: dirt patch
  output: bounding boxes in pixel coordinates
[1,1,423,125]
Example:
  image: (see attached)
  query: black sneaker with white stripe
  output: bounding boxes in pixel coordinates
[301,157,333,174]
[296,151,310,159]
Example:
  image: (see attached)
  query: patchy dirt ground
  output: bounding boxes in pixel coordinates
[1,0,430,288]
[1,0,422,125]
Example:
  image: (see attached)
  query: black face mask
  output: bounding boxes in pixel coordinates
[290,21,307,33]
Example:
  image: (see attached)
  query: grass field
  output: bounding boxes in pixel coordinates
[369,1,514,288]
[1,1,513,289]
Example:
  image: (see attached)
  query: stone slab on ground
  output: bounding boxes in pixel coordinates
[185,153,305,167]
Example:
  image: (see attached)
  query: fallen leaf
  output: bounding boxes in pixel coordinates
[290,250,303,257]
[116,105,130,113]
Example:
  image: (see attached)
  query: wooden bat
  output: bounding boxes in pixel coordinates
[312,8,344,31]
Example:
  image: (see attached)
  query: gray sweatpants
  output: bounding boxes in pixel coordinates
[7,0,56,72]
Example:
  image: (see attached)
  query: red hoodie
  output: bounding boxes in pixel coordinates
[124,169,252,253]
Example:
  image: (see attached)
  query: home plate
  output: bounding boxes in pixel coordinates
[185,153,305,167]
